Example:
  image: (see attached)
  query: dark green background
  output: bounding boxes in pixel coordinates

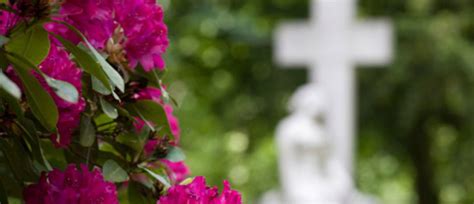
[160,0,474,203]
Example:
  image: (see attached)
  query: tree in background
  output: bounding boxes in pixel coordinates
[163,0,474,203]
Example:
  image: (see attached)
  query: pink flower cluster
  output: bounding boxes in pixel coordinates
[23,164,119,204]
[52,0,169,71]
[114,0,169,71]
[39,42,86,147]
[158,176,242,204]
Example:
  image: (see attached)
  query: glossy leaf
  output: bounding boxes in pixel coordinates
[99,97,118,119]
[92,76,112,95]
[165,146,186,162]
[141,167,171,188]
[52,22,124,93]
[8,56,58,132]
[79,115,96,147]
[16,118,52,171]
[0,35,9,46]
[53,34,113,93]
[126,100,173,137]
[0,70,21,99]
[0,89,23,117]
[89,46,125,93]
[5,23,50,66]
[103,160,128,183]
[44,75,79,103]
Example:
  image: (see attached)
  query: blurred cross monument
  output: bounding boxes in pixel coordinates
[262,0,393,203]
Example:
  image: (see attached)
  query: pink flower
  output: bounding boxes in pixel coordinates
[164,104,180,143]
[23,164,119,204]
[132,87,163,103]
[160,159,190,183]
[144,139,160,156]
[39,42,86,148]
[158,176,242,204]
[0,10,19,35]
[49,0,115,49]
[114,0,169,71]
[49,0,169,71]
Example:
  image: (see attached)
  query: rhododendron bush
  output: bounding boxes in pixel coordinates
[0,0,241,203]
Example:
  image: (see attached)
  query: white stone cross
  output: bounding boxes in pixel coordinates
[275,0,393,174]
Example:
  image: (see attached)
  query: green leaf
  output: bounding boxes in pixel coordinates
[53,34,113,93]
[5,23,50,66]
[90,47,125,93]
[103,160,128,183]
[16,118,52,171]
[0,138,39,182]
[0,178,8,204]
[44,75,79,103]
[92,76,112,95]
[0,35,9,47]
[51,22,124,93]
[0,70,21,99]
[165,146,186,162]
[0,89,23,117]
[128,181,155,204]
[8,56,58,132]
[140,167,171,188]
[100,97,118,119]
[0,51,9,69]
[126,100,174,137]
[79,115,96,147]
[6,47,79,103]
[179,177,194,185]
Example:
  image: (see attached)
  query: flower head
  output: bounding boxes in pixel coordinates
[24,164,119,204]
[51,0,115,49]
[158,176,242,204]
[48,0,169,71]
[114,0,169,71]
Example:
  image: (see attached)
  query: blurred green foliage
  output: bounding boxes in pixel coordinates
[160,0,474,203]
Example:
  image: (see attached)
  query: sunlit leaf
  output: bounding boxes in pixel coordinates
[44,75,79,103]
[165,146,186,162]
[0,70,21,99]
[53,34,113,94]
[103,160,128,183]
[52,22,124,93]
[140,167,171,188]
[99,97,118,119]
[0,35,9,46]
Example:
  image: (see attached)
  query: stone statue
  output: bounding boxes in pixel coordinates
[275,83,353,204]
